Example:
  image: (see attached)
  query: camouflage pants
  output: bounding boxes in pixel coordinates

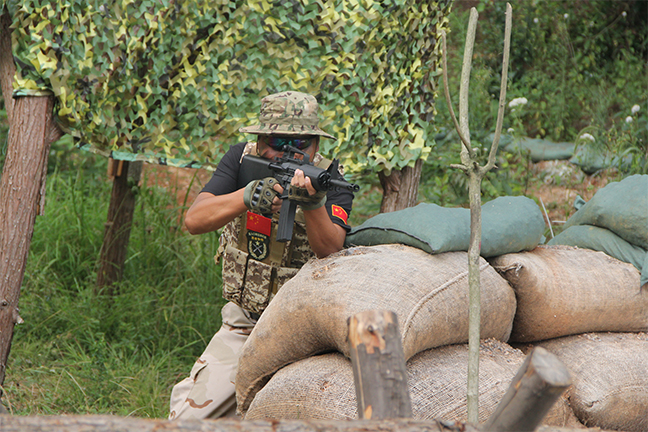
[169,302,256,420]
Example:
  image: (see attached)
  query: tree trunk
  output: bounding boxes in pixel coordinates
[348,310,411,420]
[0,12,63,388]
[0,95,61,386]
[96,160,142,295]
[0,415,484,432]
[378,159,423,213]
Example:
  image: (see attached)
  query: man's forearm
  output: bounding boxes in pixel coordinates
[303,206,346,258]
[185,190,247,234]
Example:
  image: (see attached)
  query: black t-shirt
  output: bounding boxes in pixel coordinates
[201,142,354,231]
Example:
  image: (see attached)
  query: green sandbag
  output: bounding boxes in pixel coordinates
[563,175,648,249]
[548,225,648,287]
[490,134,575,162]
[569,145,633,175]
[345,196,545,258]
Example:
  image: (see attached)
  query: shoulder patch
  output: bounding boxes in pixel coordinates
[331,205,349,224]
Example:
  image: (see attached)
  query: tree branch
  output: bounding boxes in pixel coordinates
[441,31,473,158]
[484,3,512,174]
[458,8,479,167]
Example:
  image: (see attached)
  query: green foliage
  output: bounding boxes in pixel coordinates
[3,0,452,175]
[4,163,223,416]
[426,0,647,208]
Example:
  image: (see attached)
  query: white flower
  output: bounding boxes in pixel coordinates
[563,13,569,19]
[626,116,633,123]
[508,97,528,108]
[507,128,515,134]
[631,104,640,114]
[622,11,627,17]
[533,17,539,24]
[579,133,595,142]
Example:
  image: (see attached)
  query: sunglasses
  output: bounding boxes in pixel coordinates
[259,135,316,151]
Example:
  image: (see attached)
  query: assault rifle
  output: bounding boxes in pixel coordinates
[238,145,359,242]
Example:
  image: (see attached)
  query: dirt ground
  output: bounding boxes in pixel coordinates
[142,159,614,231]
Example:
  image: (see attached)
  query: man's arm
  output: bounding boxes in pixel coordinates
[184,190,247,235]
[292,169,348,258]
[303,205,347,258]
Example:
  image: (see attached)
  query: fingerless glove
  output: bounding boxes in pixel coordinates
[244,177,280,214]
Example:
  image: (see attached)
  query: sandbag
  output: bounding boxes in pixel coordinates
[236,245,517,415]
[345,196,545,258]
[488,245,648,342]
[501,135,575,162]
[548,224,648,287]
[532,332,648,432]
[245,340,582,428]
[563,174,648,249]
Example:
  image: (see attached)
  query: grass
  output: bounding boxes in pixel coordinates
[3,157,224,417]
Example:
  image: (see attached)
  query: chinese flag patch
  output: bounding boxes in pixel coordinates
[331,205,349,224]
[246,211,272,236]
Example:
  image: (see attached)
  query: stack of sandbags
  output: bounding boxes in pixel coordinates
[244,339,582,428]
[548,174,648,287]
[235,244,517,416]
[489,245,648,431]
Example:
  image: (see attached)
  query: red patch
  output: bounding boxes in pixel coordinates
[246,211,272,236]
[331,205,348,224]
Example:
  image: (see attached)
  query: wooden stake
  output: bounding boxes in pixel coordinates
[348,310,412,420]
[481,347,571,432]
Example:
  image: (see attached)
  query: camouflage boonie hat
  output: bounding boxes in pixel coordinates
[239,91,335,139]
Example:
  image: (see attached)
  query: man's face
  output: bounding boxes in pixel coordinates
[256,135,319,160]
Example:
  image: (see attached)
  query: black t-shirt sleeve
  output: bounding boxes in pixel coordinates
[201,142,247,196]
[200,142,355,232]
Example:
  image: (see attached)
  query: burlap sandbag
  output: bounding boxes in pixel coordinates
[489,245,647,342]
[236,245,517,415]
[531,332,648,432]
[245,340,582,428]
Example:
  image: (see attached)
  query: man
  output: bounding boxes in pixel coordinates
[169,91,354,420]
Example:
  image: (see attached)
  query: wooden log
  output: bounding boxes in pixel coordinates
[0,415,484,432]
[348,310,412,419]
[481,346,572,432]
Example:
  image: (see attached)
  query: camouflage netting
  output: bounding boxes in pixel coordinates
[1,0,452,171]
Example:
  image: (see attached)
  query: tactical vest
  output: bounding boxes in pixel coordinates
[216,142,332,314]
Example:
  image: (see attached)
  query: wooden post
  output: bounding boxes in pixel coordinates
[0,415,487,432]
[347,310,412,420]
[95,160,142,294]
[481,347,571,432]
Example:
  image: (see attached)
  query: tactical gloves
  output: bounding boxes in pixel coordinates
[244,177,327,213]
[288,185,327,210]
[244,177,280,214]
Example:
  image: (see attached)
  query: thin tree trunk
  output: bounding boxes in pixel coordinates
[96,160,142,295]
[378,159,423,213]
[458,9,480,423]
